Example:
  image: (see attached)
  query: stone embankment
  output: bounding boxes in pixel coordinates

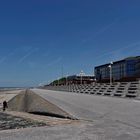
[8,89,73,119]
[0,89,78,131]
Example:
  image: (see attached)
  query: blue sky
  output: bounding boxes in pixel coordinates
[0,0,140,87]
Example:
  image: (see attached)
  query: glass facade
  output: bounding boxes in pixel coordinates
[136,59,140,77]
[126,59,136,77]
[112,62,126,80]
[95,56,140,81]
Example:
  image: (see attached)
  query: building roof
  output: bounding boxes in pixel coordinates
[95,56,140,69]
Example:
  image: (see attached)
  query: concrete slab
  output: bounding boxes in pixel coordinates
[1,89,140,139]
[8,90,73,119]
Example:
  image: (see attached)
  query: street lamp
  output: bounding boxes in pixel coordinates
[79,70,85,85]
[94,78,97,86]
[108,61,113,85]
[57,78,60,86]
[66,75,68,86]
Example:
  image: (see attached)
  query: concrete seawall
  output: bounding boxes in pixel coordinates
[8,90,73,119]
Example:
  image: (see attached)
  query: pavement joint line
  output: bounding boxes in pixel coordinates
[115,120,140,130]
[78,118,94,123]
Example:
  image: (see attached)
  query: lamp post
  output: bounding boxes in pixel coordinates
[57,78,59,86]
[94,78,97,86]
[66,75,68,86]
[79,70,85,85]
[108,61,113,85]
[48,81,50,86]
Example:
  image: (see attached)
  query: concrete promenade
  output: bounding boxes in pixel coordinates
[0,89,140,139]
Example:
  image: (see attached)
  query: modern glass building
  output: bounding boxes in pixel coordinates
[95,56,140,82]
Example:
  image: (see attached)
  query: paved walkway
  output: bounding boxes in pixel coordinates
[0,89,140,139]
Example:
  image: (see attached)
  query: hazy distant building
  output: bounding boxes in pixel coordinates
[67,75,95,85]
[95,56,140,82]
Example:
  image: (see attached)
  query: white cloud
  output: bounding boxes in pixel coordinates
[18,48,39,64]
[46,57,63,67]
[93,41,140,65]
[82,17,119,43]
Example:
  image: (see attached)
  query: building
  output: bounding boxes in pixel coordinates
[95,56,140,82]
[67,75,95,85]
[49,75,95,86]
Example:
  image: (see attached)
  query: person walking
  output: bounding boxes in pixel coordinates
[3,101,8,111]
